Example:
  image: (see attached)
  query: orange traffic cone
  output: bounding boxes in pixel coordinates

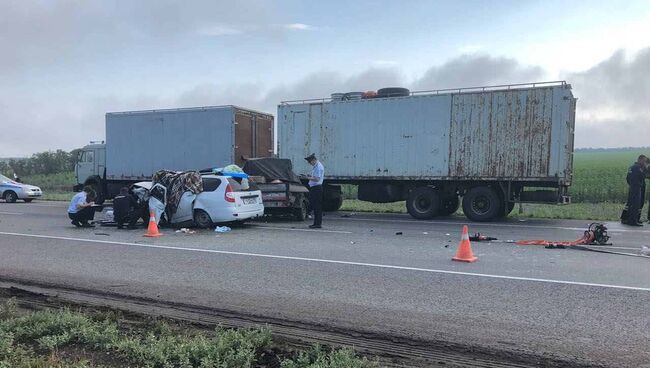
[452,225,477,262]
[143,211,162,237]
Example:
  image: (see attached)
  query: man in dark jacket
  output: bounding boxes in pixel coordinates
[113,187,138,229]
[621,155,647,226]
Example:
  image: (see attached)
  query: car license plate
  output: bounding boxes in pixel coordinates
[242,197,257,205]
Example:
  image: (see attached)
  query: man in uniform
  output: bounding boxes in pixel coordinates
[304,153,324,229]
[113,187,138,229]
[621,155,647,226]
[67,186,96,227]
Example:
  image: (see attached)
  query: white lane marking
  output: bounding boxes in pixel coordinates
[0,211,22,215]
[332,216,650,233]
[590,245,645,251]
[1,231,649,292]
[252,225,352,234]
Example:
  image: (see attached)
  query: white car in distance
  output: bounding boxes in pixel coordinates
[0,174,43,203]
[136,174,264,227]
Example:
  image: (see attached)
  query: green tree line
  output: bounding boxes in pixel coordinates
[0,149,80,177]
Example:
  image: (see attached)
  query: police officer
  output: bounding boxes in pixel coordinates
[621,155,647,226]
[304,153,324,229]
[113,187,138,229]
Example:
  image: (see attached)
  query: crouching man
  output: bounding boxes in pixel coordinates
[113,187,139,229]
[68,186,96,228]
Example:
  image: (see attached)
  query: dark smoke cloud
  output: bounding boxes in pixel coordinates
[568,48,650,148]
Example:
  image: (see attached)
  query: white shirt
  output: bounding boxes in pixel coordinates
[309,161,324,187]
[68,192,87,213]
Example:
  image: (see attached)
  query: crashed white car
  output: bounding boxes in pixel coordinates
[134,174,264,227]
[0,174,42,203]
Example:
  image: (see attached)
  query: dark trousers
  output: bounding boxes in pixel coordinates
[115,211,138,229]
[641,184,646,222]
[309,185,323,226]
[68,207,95,224]
[621,184,642,223]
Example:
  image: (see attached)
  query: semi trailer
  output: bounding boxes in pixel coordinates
[74,105,274,202]
[278,81,576,222]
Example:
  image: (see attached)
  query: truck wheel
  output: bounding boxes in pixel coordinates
[323,194,343,212]
[499,202,515,218]
[462,186,501,222]
[193,209,213,228]
[294,197,309,221]
[406,187,440,219]
[439,195,460,216]
[3,191,18,203]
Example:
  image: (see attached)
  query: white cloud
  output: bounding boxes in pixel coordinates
[197,25,244,36]
[280,23,316,31]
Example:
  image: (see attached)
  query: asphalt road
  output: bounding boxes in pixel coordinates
[1,201,650,367]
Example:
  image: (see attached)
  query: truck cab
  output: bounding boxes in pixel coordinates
[73,142,106,198]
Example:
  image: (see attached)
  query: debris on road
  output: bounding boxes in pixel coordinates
[93,232,110,236]
[517,223,611,247]
[516,223,650,258]
[642,246,650,256]
[469,233,497,242]
[175,228,196,234]
[422,232,428,235]
[395,232,403,235]
[215,226,231,233]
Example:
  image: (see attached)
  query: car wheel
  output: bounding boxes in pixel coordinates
[406,186,440,219]
[294,197,309,221]
[193,209,213,228]
[462,186,501,222]
[23,198,34,203]
[4,191,18,203]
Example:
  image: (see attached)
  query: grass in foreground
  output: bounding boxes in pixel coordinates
[0,299,375,368]
[341,200,627,221]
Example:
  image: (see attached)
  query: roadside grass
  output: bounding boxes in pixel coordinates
[19,172,75,201]
[0,298,376,368]
[22,172,75,193]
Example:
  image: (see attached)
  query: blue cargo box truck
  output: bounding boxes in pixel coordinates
[278,81,576,222]
[74,105,274,202]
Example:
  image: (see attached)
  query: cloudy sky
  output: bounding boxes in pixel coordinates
[1,0,650,156]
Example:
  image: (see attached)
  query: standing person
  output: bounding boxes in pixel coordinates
[113,187,138,229]
[67,186,96,228]
[304,153,324,229]
[621,155,647,226]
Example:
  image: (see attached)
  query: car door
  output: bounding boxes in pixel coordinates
[171,191,196,224]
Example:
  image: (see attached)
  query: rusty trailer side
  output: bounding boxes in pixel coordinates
[278,81,576,222]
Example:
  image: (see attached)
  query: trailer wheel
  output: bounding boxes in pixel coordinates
[462,186,501,222]
[294,197,309,221]
[439,195,460,216]
[323,193,343,212]
[406,187,440,219]
[193,209,213,228]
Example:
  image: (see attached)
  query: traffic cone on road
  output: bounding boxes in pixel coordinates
[143,211,162,237]
[452,225,477,263]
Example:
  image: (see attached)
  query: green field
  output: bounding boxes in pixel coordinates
[10,148,649,220]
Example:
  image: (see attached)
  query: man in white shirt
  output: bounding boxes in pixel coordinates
[67,186,96,227]
[304,153,324,228]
